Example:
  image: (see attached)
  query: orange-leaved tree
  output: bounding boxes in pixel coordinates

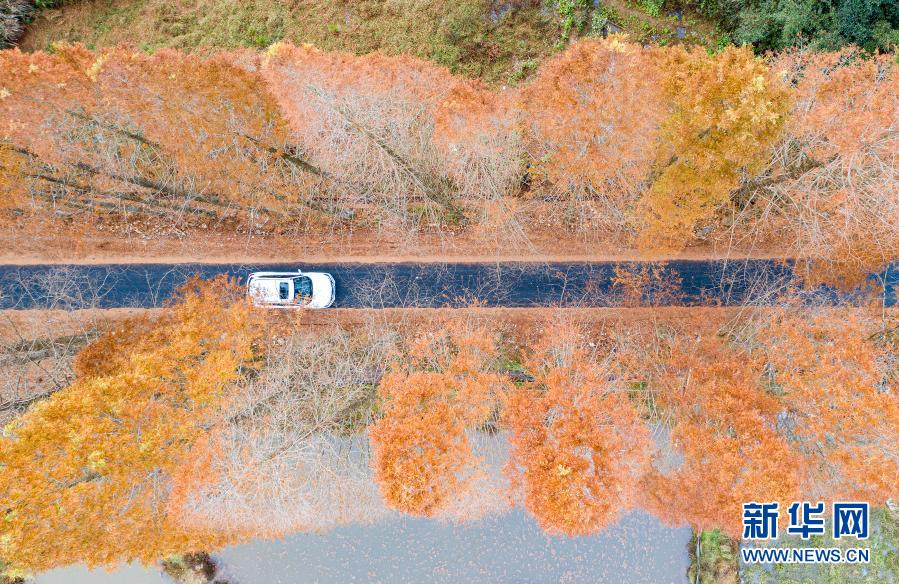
[639,45,790,250]
[0,277,260,572]
[433,80,525,240]
[505,321,653,536]
[261,42,465,226]
[758,308,898,504]
[0,44,307,232]
[640,333,803,537]
[766,49,898,288]
[369,318,506,516]
[640,306,897,537]
[519,37,663,230]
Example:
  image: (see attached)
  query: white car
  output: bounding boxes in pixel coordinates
[246,270,336,309]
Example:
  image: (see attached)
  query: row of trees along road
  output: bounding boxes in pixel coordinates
[0,278,895,572]
[0,39,895,286]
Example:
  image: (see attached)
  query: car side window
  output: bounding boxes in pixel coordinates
[279,282,289,300]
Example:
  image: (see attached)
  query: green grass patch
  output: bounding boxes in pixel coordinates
[20,0,723,84]
[689,529,739,584]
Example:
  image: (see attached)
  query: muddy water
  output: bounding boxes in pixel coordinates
[215,509,691,583]
[34,509,691,583]
[33,431,692,583]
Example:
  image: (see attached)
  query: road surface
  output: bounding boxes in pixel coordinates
[0,260,895,309]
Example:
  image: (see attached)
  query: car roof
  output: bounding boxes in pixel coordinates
[249,272,304,279]
[247,278,287,301]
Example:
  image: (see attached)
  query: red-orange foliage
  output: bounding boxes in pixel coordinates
[72,313,155,378]
[519,38,662,222]
[505,322,652,536]
[758,310,898,503]
[369,319,506,516]
[641,334,803,537]
[261,43,467,223]
[1,41,893,269]
[768,49,898,287]
[0,45,301,230]
[640,308,897,537]
[433,81,524,207]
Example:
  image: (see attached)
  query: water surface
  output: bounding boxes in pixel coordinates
[33,509,690,583]
[215,509,691,583]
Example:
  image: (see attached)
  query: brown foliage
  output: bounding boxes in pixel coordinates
[1,41,894,270]
[433,81,525,239]
[764,49,898,287]
[640,334,804,536]
[758,309,898,503]
[1,299,894,561]
[72,313,154,378]
[261,43,464,226]
[0,45,301,233]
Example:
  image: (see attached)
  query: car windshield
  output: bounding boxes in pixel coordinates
[293,276,313,299]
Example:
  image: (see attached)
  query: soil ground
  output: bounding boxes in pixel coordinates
[6,304,881,340]
[0,227,786,265]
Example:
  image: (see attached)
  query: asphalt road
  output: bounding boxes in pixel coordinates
[0,260,895,310]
